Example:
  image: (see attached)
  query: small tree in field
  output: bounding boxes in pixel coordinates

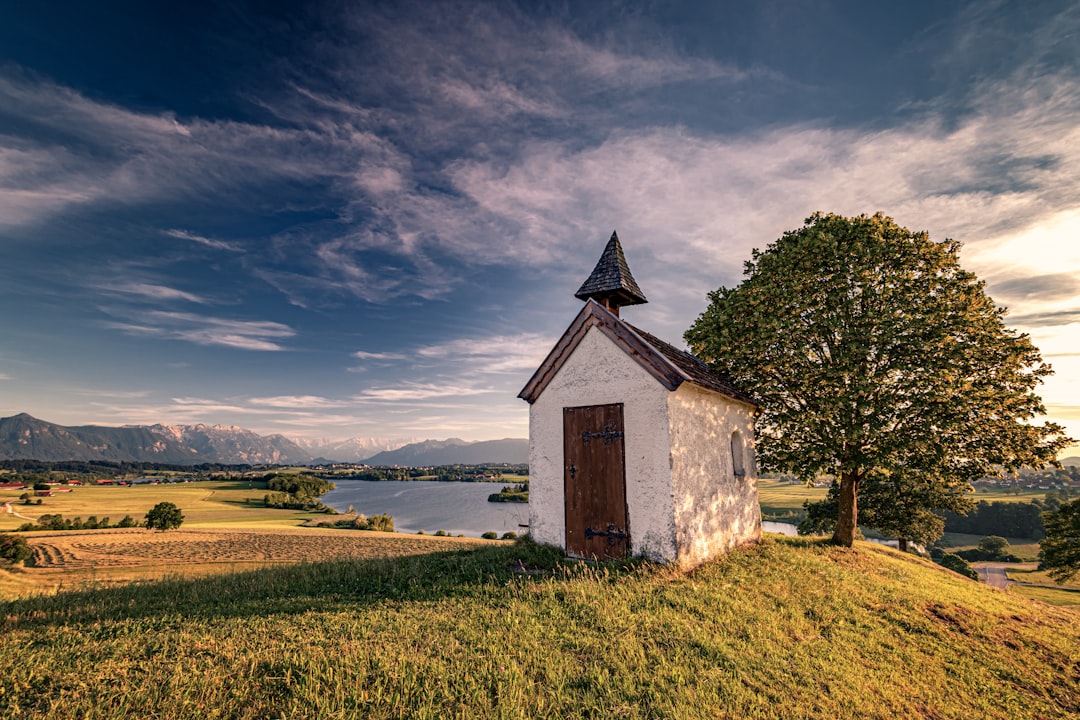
[1040,498,1080,582]
[0,534,32,564]
[687,212,1071,547]
[144,502,184,531]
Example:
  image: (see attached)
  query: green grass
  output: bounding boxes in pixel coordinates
[0,536,1076,719]
[1009,584,1080,606]
[0,481,326,531]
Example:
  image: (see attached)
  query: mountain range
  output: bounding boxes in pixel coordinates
[0,414,527,466]
[363,437,529,466]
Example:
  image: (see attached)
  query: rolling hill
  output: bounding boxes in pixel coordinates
[0,536,1076,718]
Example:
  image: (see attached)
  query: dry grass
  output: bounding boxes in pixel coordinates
[1,527,489,598]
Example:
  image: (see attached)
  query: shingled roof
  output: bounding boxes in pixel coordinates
[626,324,753,405]
[574,231,647,309]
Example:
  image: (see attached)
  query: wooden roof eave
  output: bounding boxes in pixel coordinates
[518,300,686,404]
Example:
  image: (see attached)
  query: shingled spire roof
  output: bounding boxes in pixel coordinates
[573,231,647,315]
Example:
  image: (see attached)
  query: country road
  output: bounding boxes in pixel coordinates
[3,502,36,522]
[975,562,1012,589]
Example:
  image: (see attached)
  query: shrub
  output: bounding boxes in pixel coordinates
[366,514,394,533]
[481,531,498,540]
[501,531,518,540]
[978,535,1011,558]
[434,530,448,537]
[117,515,137,528]
[937,553,978,580]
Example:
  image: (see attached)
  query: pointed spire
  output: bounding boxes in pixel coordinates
[574,230,647,316]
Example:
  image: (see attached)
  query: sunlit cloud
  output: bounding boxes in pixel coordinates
[416,333,551,374]
[248,395,352,409]
[353,382,497,402]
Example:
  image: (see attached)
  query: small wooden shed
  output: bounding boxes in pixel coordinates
[519,231,761,568]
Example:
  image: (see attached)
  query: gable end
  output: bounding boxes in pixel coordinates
[518,301,685,403]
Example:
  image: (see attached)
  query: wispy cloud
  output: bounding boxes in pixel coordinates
[416,333,551,374]
[353,382,497,402]
[248,395,352,409]
[353,350,408,361]
[104,282,208,304]
[104,311,295,351]
[164,228,243,252]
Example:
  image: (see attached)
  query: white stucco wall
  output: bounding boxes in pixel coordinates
[527,326,679,561]
[667,383,762,568]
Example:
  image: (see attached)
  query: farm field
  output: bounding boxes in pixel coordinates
[0,480,322,532]
[756,477,828,521]
[0,527,489,598]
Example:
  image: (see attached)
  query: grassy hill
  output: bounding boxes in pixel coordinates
[1,536,1077,719]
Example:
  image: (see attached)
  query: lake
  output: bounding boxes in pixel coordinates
[322,480,530,538]
[322,482,906,547]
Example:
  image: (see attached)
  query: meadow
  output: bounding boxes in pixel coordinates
[0,537,1076,719]
[0,480,321,532]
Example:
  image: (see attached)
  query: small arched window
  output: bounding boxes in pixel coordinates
[731,430,746,478]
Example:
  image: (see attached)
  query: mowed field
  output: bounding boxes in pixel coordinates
[0,527,489,598]
[0,480,492,597]
[0,479,321,531]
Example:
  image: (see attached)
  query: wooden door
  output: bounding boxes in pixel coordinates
[563,403,629,559]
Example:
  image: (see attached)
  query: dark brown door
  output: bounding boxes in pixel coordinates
[563,403,629,559]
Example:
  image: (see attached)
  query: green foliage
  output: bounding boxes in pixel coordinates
[117,515,137,528]
[1040,498,1080,582]
[481,531,498,539]
[144,502,184,531]
[488,483,529,503]
[687,212,1071,546]
[937,552,979,580]
[944,499,1048,538]
[266,475,335,499]
[501,531,518,540]
[977,536,1011,558]
[0,533,31,564]
[355,513,394,532]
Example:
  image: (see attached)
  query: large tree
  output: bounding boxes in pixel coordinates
[686,212,1070,547]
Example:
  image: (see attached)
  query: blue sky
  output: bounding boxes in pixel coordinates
[1,0,1078,453]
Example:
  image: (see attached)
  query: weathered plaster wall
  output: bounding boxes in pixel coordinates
[667,383,762,568]
[528,326,678,561]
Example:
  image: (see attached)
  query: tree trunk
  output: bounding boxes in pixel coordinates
[831,470,860,547]
[898,537,909,553]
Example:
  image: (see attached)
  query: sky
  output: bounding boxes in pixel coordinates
[1,0,1078,454]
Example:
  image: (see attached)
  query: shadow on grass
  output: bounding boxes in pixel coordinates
[1,539,647,629]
